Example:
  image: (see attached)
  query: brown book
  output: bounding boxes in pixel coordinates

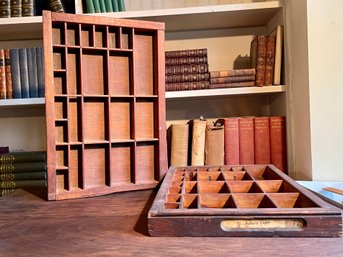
[22,0,34,16]
[205,122,224,165]
[191,119,207,166]
[0,188,14,197]
[271,25,284,85]
[208,81,255,89]
[10,0,22,17]
[165,56,208,66]
[210,75,255,84]
[0,0,10,18]
[166,73,210,83]
[166,81,210,91]
[250,35,267,86]
[210,68,256,78]
[0,49,6,99]
[254,117,270,164]
[239,117,255,165]
[224,117,240,165]
[270,116,287,173]
[170,124,189,166]
[4,49,12,99]
[165,48,208,58]
[165,63,209,75]
[265,35,276,85]
[0,180,46,189]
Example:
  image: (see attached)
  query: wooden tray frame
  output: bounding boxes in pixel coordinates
[43,11,167,200]
[148,165,342,237]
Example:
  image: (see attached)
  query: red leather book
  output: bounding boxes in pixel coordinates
[4,49,12,99]
[250,35,267,86]
[264,35,276,85]
[254,117,270,164]
[0,49,6,99]
[224,117,239,165]
[270,116,287,173]
[210,68,255,78]
[166,81,210,91]
[239,117,255,164]
[165,63,209,75]
[165,48,207,58]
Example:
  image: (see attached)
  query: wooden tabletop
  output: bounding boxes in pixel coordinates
[0,188,342,257]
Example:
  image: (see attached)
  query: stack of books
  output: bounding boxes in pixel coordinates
[0,151,47,197]
[165,48,210,91]
[169,116,287,173]
[209,68,256,89]
[83,0,125,13]
[0,47,44,100]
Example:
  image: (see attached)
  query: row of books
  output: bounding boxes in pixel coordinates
[0,47,44,100]
[83,0,125,13]
[0,150,47,197]
[0,0,74,18]
[169,116,287,173]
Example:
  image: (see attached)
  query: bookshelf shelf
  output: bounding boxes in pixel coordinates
[0,98,45,109]
[166,85,285,100]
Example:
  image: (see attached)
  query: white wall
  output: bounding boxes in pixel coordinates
[307,0,343,181]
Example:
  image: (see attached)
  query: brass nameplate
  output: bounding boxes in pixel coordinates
[221,219,304,231]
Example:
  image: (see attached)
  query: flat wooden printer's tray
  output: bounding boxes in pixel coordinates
[148,165,342,237]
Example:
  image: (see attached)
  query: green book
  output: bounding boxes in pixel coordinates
[111,0,118,12]
[98,0,106,12]
[0,171,46,181]
[0,151,46,164]
[85,0,95,13]
[0,162,46,173]
[105,0,113,12]
[0,188,14,197]
[0,0,10,18]
[118,0,125,11]
[0,180,47,189]
[93,0,101,13]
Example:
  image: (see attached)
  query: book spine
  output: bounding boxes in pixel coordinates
[36,47,45,97]
[224,118,240,165]
[0,180,47,189]
[239,117,255,165]
[265,35,276,85]
[22,0,34,16]
[165,73,210,83]
[252,35,267,86]
[0,162,47,173]
[191,120,207,166]
[270,116,287,173]
[254,117,271,164]
[0,151,46,164]
[210,75,255,84]
[170,124,189,166]
[0,0,10,18]
[208,81,255,89]
[19,48,30,98]
[165,48,208,58]
[48,0,65,12]
[0,49,6,99]
[165,64,209,75]
[104,0,113,12]
[111,0,119,12]
[205,123,224,165]
[165,56,208,66]
[27,48,38,98]
[166,81,210,91]
[0,171,46,181]
[118,0,125,11]
[93,0,101,12]
[85,0,95,13]
[9,48,21,98]
[10,0,22,17]
[4,49,12,99]
[273,25,283,85]
[0,188,14,197]
[210,68,256,78]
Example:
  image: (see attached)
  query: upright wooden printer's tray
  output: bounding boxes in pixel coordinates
[43,11,167,200]
[148,165,342,237]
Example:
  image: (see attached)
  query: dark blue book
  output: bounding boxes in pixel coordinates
[9,49,21,98]
[36,47,45,97]
[27,48,38,98]
[18,48,30,99]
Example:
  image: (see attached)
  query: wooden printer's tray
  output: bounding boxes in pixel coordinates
[43,11,167,200]
[148,165,342,237]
